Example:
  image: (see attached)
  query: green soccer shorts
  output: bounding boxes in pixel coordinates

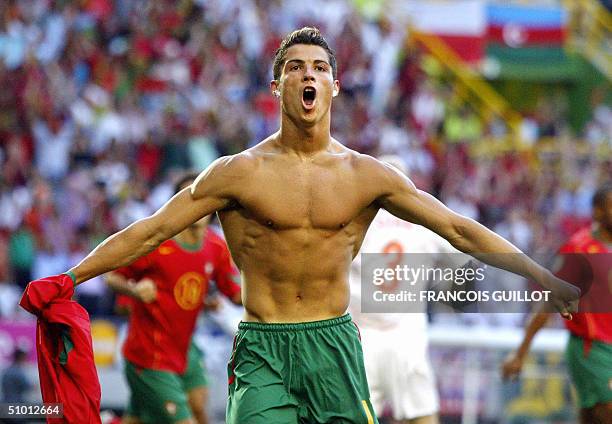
[125,342,208,423]
[226,314,378,423]
[566,334,612,409]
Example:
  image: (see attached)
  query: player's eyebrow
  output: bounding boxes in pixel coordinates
[285,59,330,67]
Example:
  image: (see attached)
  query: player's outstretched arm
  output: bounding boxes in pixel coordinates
[68,156,245,285]
[370,159,580,317]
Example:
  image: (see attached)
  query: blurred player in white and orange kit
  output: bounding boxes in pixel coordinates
[350,156,462,424]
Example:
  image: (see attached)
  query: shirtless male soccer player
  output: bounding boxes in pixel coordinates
[26,27,580,424]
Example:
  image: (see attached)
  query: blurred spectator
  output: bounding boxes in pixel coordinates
[494,209,533,253]
[8,225,35,288]
[31,112,75,182]
[187,118,220,171]
[0,280,21,318]
[411,80,444,143]
[443,104,483,144]
[1,347,32,403]
[585,99,612,147]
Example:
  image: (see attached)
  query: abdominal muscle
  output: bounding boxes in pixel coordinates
[241,275,351,323]
[225,225,357,323]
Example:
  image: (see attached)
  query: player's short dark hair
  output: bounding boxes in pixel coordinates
[273,27,337,80]
[174,172,199,195]
[593,183,612,209]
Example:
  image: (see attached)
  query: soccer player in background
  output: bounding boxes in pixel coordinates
[105,174,242,424]
[502,184,612,424]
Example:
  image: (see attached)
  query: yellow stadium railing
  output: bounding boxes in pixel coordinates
[467,136,610,170]
[409,29,524,146]
[563,0,612,80]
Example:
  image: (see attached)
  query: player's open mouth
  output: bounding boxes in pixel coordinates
[302,87,316,110]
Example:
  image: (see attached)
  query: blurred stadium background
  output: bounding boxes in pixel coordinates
[0,0,610,423]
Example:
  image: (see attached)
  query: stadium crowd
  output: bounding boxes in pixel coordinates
[0,0,610,318]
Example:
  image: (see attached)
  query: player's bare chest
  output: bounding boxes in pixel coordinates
[235,165,366,229]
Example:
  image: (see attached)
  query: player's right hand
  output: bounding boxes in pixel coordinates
[134,278,157,303]
[501,351,524,380]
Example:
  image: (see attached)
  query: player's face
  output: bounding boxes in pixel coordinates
[595,193,612,233]
[271,44,339,126]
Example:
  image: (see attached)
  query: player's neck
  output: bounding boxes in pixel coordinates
[174,228,205,251]
[277,113,331,154]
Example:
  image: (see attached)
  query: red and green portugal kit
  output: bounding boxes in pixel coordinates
[116,228,240,373]
[554,227,612,344]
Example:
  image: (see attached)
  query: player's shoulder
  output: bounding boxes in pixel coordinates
[206,151,261,175]
[348,151,408,188]
[341,148,387,173]
[207,137,285,171]
[191,151,262,197]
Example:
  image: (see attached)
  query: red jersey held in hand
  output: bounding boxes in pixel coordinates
[20,274,102,424]
[116,228,240,373]
[554,227,612,343]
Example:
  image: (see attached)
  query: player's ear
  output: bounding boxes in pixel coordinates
[332,80,340,97]
[270,80,281,98]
